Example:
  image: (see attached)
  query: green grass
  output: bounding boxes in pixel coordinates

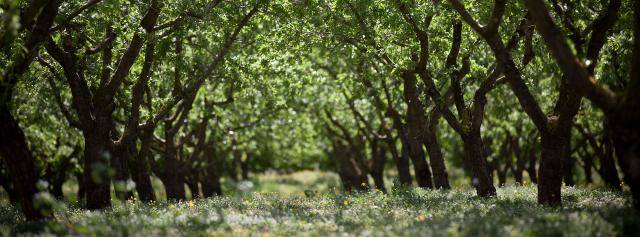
[1,172,638,236]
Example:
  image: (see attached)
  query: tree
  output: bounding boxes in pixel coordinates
[0,0,60,220]
[523,0,639,207]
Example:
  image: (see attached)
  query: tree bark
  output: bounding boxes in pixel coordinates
[82,133,113,209]
[129,154,156,201]
[562,147,576,187]
[394,148,412,186]
[185,172,200,199]
[370,139,387,193]
[0,0,59,220]
[524,0,640,208]
[581,151,594,184]
[401,71,433,189]
[129,131,156,202]
[538,135,565,205]
[609,111,640,206]
[112,144,133,201]
[526,147,538,184]
[230,142,241,182]
[387,135,412,186]
[0,106,48,220]
[599,129,622,190]
[241,153,250,180]
[424,116,450,189]
[75,172,85,202]
[0,176,19,204]
[162,140,185,200]
[462,134,497,197]
[387,109,413,186]
[330,138,369,192]
[202,170,222,197]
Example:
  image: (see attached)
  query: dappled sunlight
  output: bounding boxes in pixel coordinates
[2,177,636,236]
[1,0,639,236]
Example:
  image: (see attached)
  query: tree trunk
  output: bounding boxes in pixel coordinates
[241,154,250,180]
[513,170,523,185]
[387,108,413,186]
[202,169,222,197]
[348,158,370,192]
[497,168,507,187]
[82,134,113,209]
[387,136,412,186]
[162,157,185,200]
[332,141,368,192]
[538,134,565,206]
[129,155,156,202]
[202,146,223,197]
[562,149,576,187]
[0,0,60,216]
[75,171,85,202]
[370,171,385,193]
[513,154,525,184]
[185,173,200,199]
[0,167,20,204]
[50,175,65,199]
[599,128,622,190]
[162,121,186,200]
[401,71,434,189]
[513,159,524,185]
[229,149,241,182]
[423,122,450,189]
[539,79,581,205]
[406,139,433,189]
[608,110,640,208]
[526,148,538,184]
[370,139,387,193]
[112,145,133,201]
[0,106,50,220]
[462,134,497,197]
[582,152,594,184]
[129,132,156,201]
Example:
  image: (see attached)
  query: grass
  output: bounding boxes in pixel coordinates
[1,171,638,236]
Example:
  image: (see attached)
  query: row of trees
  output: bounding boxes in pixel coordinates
[1,0,276,220]
[0,0,638,221]
[308,0,638,207]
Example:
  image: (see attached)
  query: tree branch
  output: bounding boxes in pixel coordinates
[525,0,617,111]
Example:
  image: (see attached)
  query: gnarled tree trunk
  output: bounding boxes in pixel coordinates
[424,116,450,189]
[0,106,47,220]
[370,139,387,193]
[462,133,497,197]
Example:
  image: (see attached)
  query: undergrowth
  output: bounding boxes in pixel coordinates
[1,184,638,236]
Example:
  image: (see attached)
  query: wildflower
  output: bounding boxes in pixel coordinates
[343,200,349,205]
[188,200,194,208]
[416,214,427,222]
[262,232,270,237]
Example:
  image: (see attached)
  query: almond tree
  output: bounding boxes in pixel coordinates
[523,0,639,208]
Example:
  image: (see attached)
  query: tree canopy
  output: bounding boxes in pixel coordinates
[0,0,638,222]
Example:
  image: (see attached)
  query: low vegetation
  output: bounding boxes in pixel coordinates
[1,172,638,236]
